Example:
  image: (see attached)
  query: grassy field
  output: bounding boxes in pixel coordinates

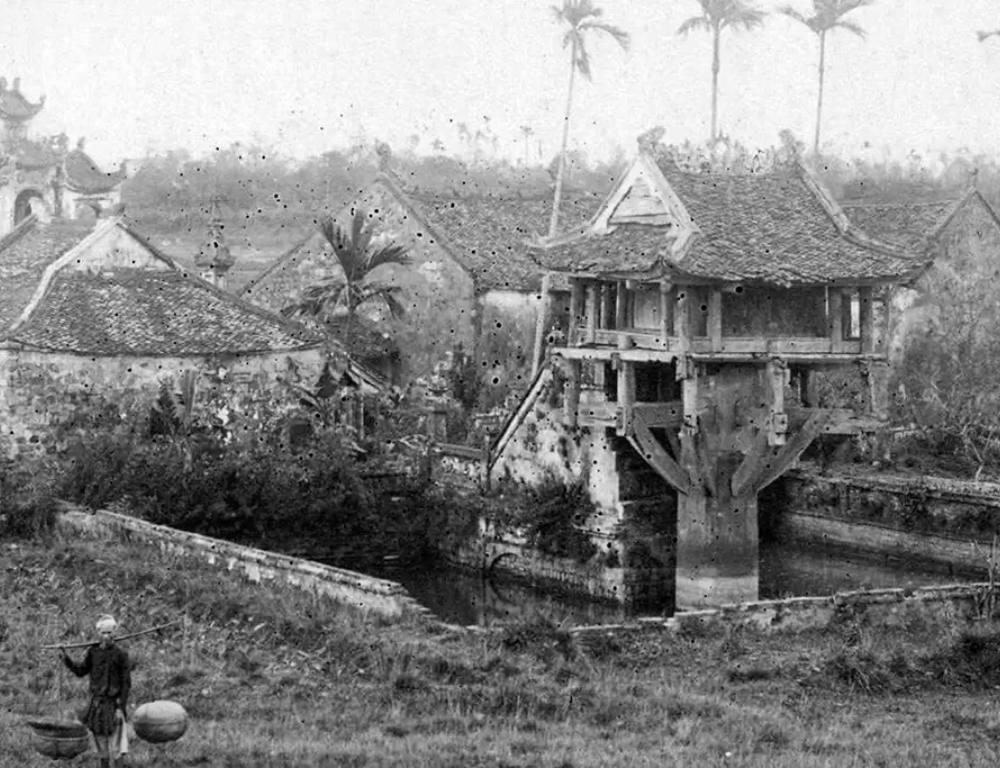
[4,533,1000,767]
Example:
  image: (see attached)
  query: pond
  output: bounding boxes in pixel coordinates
[327,541,982,627]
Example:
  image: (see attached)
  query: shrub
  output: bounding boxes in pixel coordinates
[0,456,61,539]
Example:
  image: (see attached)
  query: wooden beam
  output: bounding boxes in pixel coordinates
[730,423,772,498]
[556,346,677,363]
[708,289,723,351]
[785,406,881,435]
[828,288,843,351]
[859,287,874,354]
[744,409,833,497]
[626,410,692,493]
[632,401,683,429]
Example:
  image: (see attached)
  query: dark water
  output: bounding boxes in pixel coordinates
[333,542,981,627]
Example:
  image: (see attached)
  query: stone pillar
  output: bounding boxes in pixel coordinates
[676,454,759,609]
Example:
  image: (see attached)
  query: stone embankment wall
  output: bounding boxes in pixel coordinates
[769,467,1000,572]
[571,583,994,640]
[56,506,432,621]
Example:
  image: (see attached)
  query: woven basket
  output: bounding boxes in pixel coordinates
[27,719,90,760]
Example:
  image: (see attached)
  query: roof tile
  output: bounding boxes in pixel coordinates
[13,269,321,355]
[531,158,927,286]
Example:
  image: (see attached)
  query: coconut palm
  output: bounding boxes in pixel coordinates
[677,1,766,143]
[284,210,409,354]
[780,0,873,156]
[548,0,630,238]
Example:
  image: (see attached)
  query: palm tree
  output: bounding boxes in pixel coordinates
[780,0,873,157]
[284,210,410,355]
[677,1,766,143]
[548,0,629,238]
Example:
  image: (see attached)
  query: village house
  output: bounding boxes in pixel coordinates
[241,172,597,406]
[0,213,327,458]
[0,77,125,233]
[479,144,928,610]
[840,188,1000,359]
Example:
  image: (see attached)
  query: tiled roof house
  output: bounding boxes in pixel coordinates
[0,215,326,456]
[242,172,598,404]
[841,188,1000,358]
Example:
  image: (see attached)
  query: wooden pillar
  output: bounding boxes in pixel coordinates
[766,358,788,446]
[530,272,552,380]
[859,287,874,354]
[568,278,583,346]
[828,288,843,351]
[618,359,636,435]
[800,367,819,408]
[707,289,723,351]
[659,280,671,350]
[616,280,627,331]
[674,286,691,379]
[564,359,581,427]
[585,282,598,344]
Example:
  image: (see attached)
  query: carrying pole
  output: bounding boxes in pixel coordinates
[41,620,181,650]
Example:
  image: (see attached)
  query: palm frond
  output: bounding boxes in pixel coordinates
[578,20,630,49]
[677,16,711,36]
[833,18,866,38]
[354,284,408,319]
[574,38,593,78]
[778,6,810,27]
[722,7,767,32]
[381,290,409,320]
[977,29,1000,42]
[364,243,410,272]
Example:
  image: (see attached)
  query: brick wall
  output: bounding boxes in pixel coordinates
[0,346,323,457]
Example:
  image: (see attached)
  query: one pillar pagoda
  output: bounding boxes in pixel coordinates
[522,142,929,609]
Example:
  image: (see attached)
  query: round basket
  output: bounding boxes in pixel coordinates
[132,700,188,743]
[27,719,90,760]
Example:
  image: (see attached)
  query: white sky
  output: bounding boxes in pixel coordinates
[1,0,998,169]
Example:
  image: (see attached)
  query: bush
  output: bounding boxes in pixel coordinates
[0,457,61,539]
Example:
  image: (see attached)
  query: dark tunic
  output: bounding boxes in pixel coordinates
[64,644,131,736]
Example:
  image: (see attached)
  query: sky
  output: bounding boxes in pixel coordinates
[0,0,998,170]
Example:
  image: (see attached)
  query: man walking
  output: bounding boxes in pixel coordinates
[62,615,131,768]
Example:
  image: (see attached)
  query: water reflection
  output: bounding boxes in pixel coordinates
[329,542,982,627]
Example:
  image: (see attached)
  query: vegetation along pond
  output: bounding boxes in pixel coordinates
[325,540,980,627]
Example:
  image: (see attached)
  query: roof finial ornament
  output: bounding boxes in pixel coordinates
[969,166,979,190]
[637,126,665,157]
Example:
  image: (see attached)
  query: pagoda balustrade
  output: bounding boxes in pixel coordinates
[561,277,886,361]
